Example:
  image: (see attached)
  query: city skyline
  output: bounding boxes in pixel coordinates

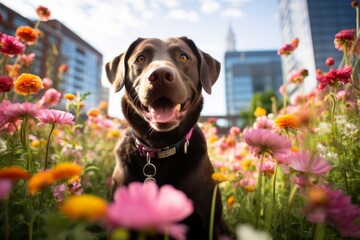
[2,0,281,117]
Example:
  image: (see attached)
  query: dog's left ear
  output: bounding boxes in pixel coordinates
[105,38,145,92]
[180,37,221,95]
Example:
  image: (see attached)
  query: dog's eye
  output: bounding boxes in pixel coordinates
[136,55,146,63]
[179,54,189,62]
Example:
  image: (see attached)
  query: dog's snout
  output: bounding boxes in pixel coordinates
[148,67,175,82]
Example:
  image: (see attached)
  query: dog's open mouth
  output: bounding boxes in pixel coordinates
[142,97,190,124]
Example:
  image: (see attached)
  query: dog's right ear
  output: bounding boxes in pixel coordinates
[105,38,144,92]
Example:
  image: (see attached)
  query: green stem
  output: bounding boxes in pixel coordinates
[343,44,349,67]
[43,124,55,171]
[209,184,218,240]
[286,185,298,239]
[272,161,279,204]
[255,154,265,228]
[313,223,325,240]
[28,196,34,240]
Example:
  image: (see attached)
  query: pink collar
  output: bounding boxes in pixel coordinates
[135,128,193,159]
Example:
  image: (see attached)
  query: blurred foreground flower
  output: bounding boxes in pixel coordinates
[0,75,13,93]
[0,33,25,56]
[107,181,194,240]
[0,166,30,180]
[0,180,12,200]
[36,6,51,21]
[275,114,300,130]
[306,186,360,238]
[60,194,107,222]
[316,66,352,90]
[15,26,41,45]
[236,224,271,240]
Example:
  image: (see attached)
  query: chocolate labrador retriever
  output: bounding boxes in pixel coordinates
[106,37,230,239]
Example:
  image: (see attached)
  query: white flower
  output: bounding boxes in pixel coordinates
[237,224,272,240]
[316,122,331,135]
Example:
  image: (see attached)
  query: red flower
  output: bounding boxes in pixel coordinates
[278,38,299,56]
[0,75,13,93]
[36,6,51,22]
[58,64,69,73]
[316,66,352,90]
[0,33,25,56]
[334,29,355,52]
[325,57,335,66]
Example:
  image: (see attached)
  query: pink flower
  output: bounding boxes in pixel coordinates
[316,66,352,90]
[0,75,13,93]
[256,161,275,175]
[253,116,275,130]
[288,151,332,176]
[0,33,25,56]
[39,88,62,107]
[20,53,36,67]
[53,184,67,202]
[36,109,75,126]
[244,128,292,159]
[42,78,53,88]
[307,186,360,238]
[106,181,194,240]
[229,126,241,135]
[288,68,308,85]
[0,179,12,200]
[278,43,295,56]
[0,101,40,127]
[334,29,355,52]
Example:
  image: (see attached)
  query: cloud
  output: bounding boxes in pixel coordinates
[167,8,200,22]
[201,1,221,14]
[221,8,244,18]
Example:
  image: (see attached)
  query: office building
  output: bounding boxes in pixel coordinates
[0,3,107,110]
[225,26,283,116]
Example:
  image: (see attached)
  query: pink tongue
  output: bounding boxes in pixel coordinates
[150,105,177,123]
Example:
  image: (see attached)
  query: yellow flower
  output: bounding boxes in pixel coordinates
[27,170,54,195]
[275,114,300,130]
[14,73,44,95]
[31,139,41,148]
[59,194,107,222]
[307,186,328,206]
[254,107,267,117]
[64,93,76,101]
[211,172,228,183]
[53,129,60,136]
[0,166,30,180]
[51,162,83,181]
[107,129,121,139]
[207,135,219,144]
[241,159,252,170]
[245,185,255,193]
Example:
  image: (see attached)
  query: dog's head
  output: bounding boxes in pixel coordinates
[106,37,220,133]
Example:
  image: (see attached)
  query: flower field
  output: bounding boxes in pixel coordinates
[1,3,360,240]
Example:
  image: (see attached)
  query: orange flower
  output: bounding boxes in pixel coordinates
[5,64,21,78]
[99,101,108,110]
[87,108,101,118]
[27,170,54,195]
[275,114,300,130]
[0,166,30,180]
[14,73,44,95]
[59,194,107,222]
[212,173,228,183]
[36,6,51,21]
[51,162,83,181]
[58,64,69,73]
[107,129,121,139]
[254,107,267,117]
[16,26,41,45]
[64,93,76,101]
[227,195,235,206]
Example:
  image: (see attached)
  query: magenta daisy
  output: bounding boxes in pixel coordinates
[244,128,292,159]
[253,116,275,130]
[316,66,352,90]
[0,33,25,56]
[0,75,13,93]
[288,151,332,176]
[106,181,193,240]
[36,109,75,126]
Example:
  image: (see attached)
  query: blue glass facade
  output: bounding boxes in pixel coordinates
[225,51,283,115]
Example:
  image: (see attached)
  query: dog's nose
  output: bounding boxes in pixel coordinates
[148,67,175,82]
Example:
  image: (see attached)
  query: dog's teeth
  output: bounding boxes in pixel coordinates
[176,104,181,111]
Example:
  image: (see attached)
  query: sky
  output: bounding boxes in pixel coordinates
[2,0,281,118]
